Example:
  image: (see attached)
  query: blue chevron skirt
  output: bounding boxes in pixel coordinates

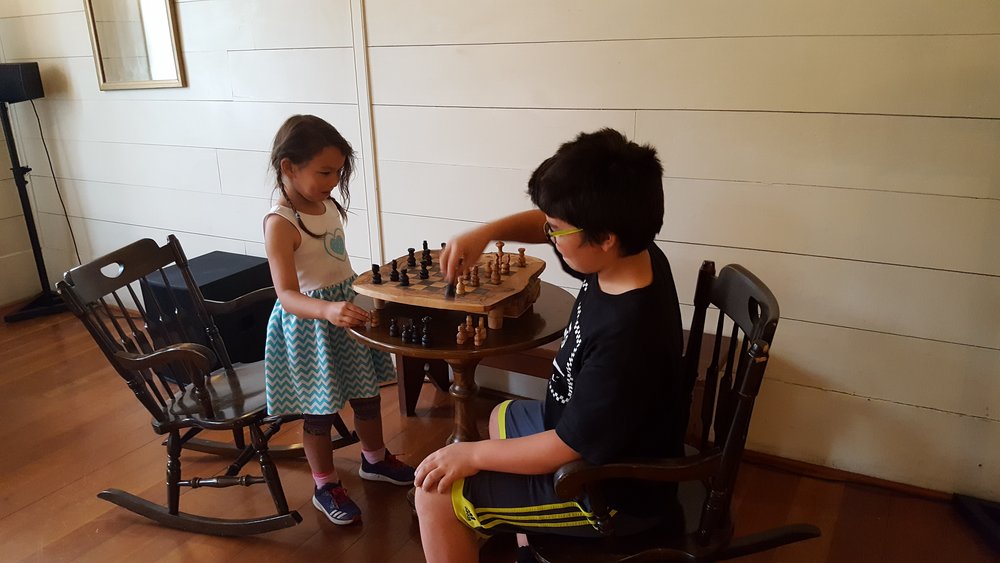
[264,276,395,416]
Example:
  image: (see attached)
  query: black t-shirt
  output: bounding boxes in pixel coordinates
[545,243,685,515]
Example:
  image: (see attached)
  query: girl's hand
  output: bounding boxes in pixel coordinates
[414,442,479,493]
[323,300,370,327]
[440,228,491,283]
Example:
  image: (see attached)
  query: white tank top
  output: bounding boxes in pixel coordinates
[264,200,356,292]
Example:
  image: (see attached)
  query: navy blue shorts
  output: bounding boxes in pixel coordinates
[451,400,658,538]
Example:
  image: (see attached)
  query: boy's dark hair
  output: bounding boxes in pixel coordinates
[270,114,354,235]
[527,128,663,256]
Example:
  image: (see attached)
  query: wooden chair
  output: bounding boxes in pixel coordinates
[57,235,355,536]
[529,261,821,561]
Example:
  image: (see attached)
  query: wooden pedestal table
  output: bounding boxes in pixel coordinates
[348,281,574,443]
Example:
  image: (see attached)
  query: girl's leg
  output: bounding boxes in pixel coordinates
[350,395,385,453]
[352,395,416,485]
[302,415,339,483]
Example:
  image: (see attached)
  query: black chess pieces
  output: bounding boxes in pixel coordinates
[371,263,382,284]
[407,247,417,267]
[422,240,429,253]
[420,316,432,347]
[445,282,456,298]
[390,259,399,282]
[419,263,429,279]
[388,317,399,338]
[400,268,410,286]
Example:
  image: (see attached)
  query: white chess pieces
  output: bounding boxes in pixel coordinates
[466,315,474,333]
[473,317,487,347]
[517,248,526,267]
[456,324,468,345]
[495,241,505,259]
[456,278,467,296]
[501,254,511,275]
[471,265,480,287]
[370,309,380,328]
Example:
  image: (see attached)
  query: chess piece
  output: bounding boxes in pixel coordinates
[402,323,415,344]
[471,265,480,287]
[400,268,410,286]
[390,259,399,282]
[419,263,429,279]
[371,264,382,284]
[501,254,511,275]
[518,248,526,267]
[388,317,399,338]
[456,324,468,345]
[495,241,505,259]
[421,316,432,347]
[407,247,416,267]
[477,317,487,339]
[485,260,494,282]
[445,282,456,297]
[473,327,484,347]
[456,278,466,296]
[491,259,501,284]
[422,240,429,253]
[466,315,474,333]
[370,309,380,328]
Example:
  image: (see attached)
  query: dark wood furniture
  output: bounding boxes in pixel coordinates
[56,235,356,536]
[528,261,821,562]
[349,281,574,443]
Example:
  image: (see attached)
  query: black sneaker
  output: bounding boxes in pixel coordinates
[358,451,416,486]
[312,482,361,525]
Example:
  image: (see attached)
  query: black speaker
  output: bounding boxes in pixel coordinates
[141,251,275,365]
[0,62,44,103]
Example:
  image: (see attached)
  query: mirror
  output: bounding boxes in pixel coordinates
[83,0,185,90]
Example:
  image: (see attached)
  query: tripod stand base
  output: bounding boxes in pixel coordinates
[4,291,66,323]
[953,494,1000,553]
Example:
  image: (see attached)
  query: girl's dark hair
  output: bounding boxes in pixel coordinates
[270,114,354,238]
[528,128,664,256]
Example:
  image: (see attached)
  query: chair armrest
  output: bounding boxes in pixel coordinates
[203,286,277,316]
[114,343,216,373]
[553,452,722,500]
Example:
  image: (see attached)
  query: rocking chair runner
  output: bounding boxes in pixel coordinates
[529,261,821,562]
[57,235,356,536]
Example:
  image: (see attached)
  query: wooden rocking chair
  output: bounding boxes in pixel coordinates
[529,261,821,561]
[57,235,355,536]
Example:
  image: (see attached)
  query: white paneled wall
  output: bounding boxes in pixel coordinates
[0,0,996,502]
[363,0,1000,501]
[0,0,373,303]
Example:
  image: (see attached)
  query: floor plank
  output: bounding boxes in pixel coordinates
[0,312,995,562]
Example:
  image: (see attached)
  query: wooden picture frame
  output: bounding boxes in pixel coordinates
[83,0,186,91]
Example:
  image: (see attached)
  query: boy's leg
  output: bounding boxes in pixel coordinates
[416,486,480,563]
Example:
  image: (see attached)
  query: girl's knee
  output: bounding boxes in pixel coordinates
[350,395,381,421]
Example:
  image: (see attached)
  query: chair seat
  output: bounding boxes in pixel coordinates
[529,480,711,562]
[163,362,268,430]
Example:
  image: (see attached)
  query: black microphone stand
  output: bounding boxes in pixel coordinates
[2,100,65,322]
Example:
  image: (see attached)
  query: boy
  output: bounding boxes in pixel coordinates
[415,129,686,563]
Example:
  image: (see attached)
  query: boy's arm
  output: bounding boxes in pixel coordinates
[415,429,580,493]
[439,209,548,282]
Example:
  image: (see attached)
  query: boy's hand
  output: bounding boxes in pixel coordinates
[414,442,479,493]
[440,229,491,283]
[323,300,369,327]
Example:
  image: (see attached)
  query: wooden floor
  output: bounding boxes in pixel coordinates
[1,308,995,562]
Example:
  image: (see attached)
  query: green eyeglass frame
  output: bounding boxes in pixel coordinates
[543,222,583,241]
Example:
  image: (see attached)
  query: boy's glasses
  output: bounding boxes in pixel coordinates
[543,222,583,243]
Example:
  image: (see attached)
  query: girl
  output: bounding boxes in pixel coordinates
[263,115,414,526]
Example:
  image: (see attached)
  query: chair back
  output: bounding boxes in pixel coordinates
[680,260,780,543]
[57,235,237,425]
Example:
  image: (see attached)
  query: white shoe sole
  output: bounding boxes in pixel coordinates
[358,468,413,486]
[312,495,360,525]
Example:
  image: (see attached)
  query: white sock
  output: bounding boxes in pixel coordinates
[362,447,386,464]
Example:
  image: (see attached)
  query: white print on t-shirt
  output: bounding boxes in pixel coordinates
[549,280,586,404]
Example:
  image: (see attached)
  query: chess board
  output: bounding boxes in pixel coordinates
[352,248,546,328]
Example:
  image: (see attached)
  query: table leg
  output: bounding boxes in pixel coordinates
[444,358,482,443]
[395,355,449,417]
